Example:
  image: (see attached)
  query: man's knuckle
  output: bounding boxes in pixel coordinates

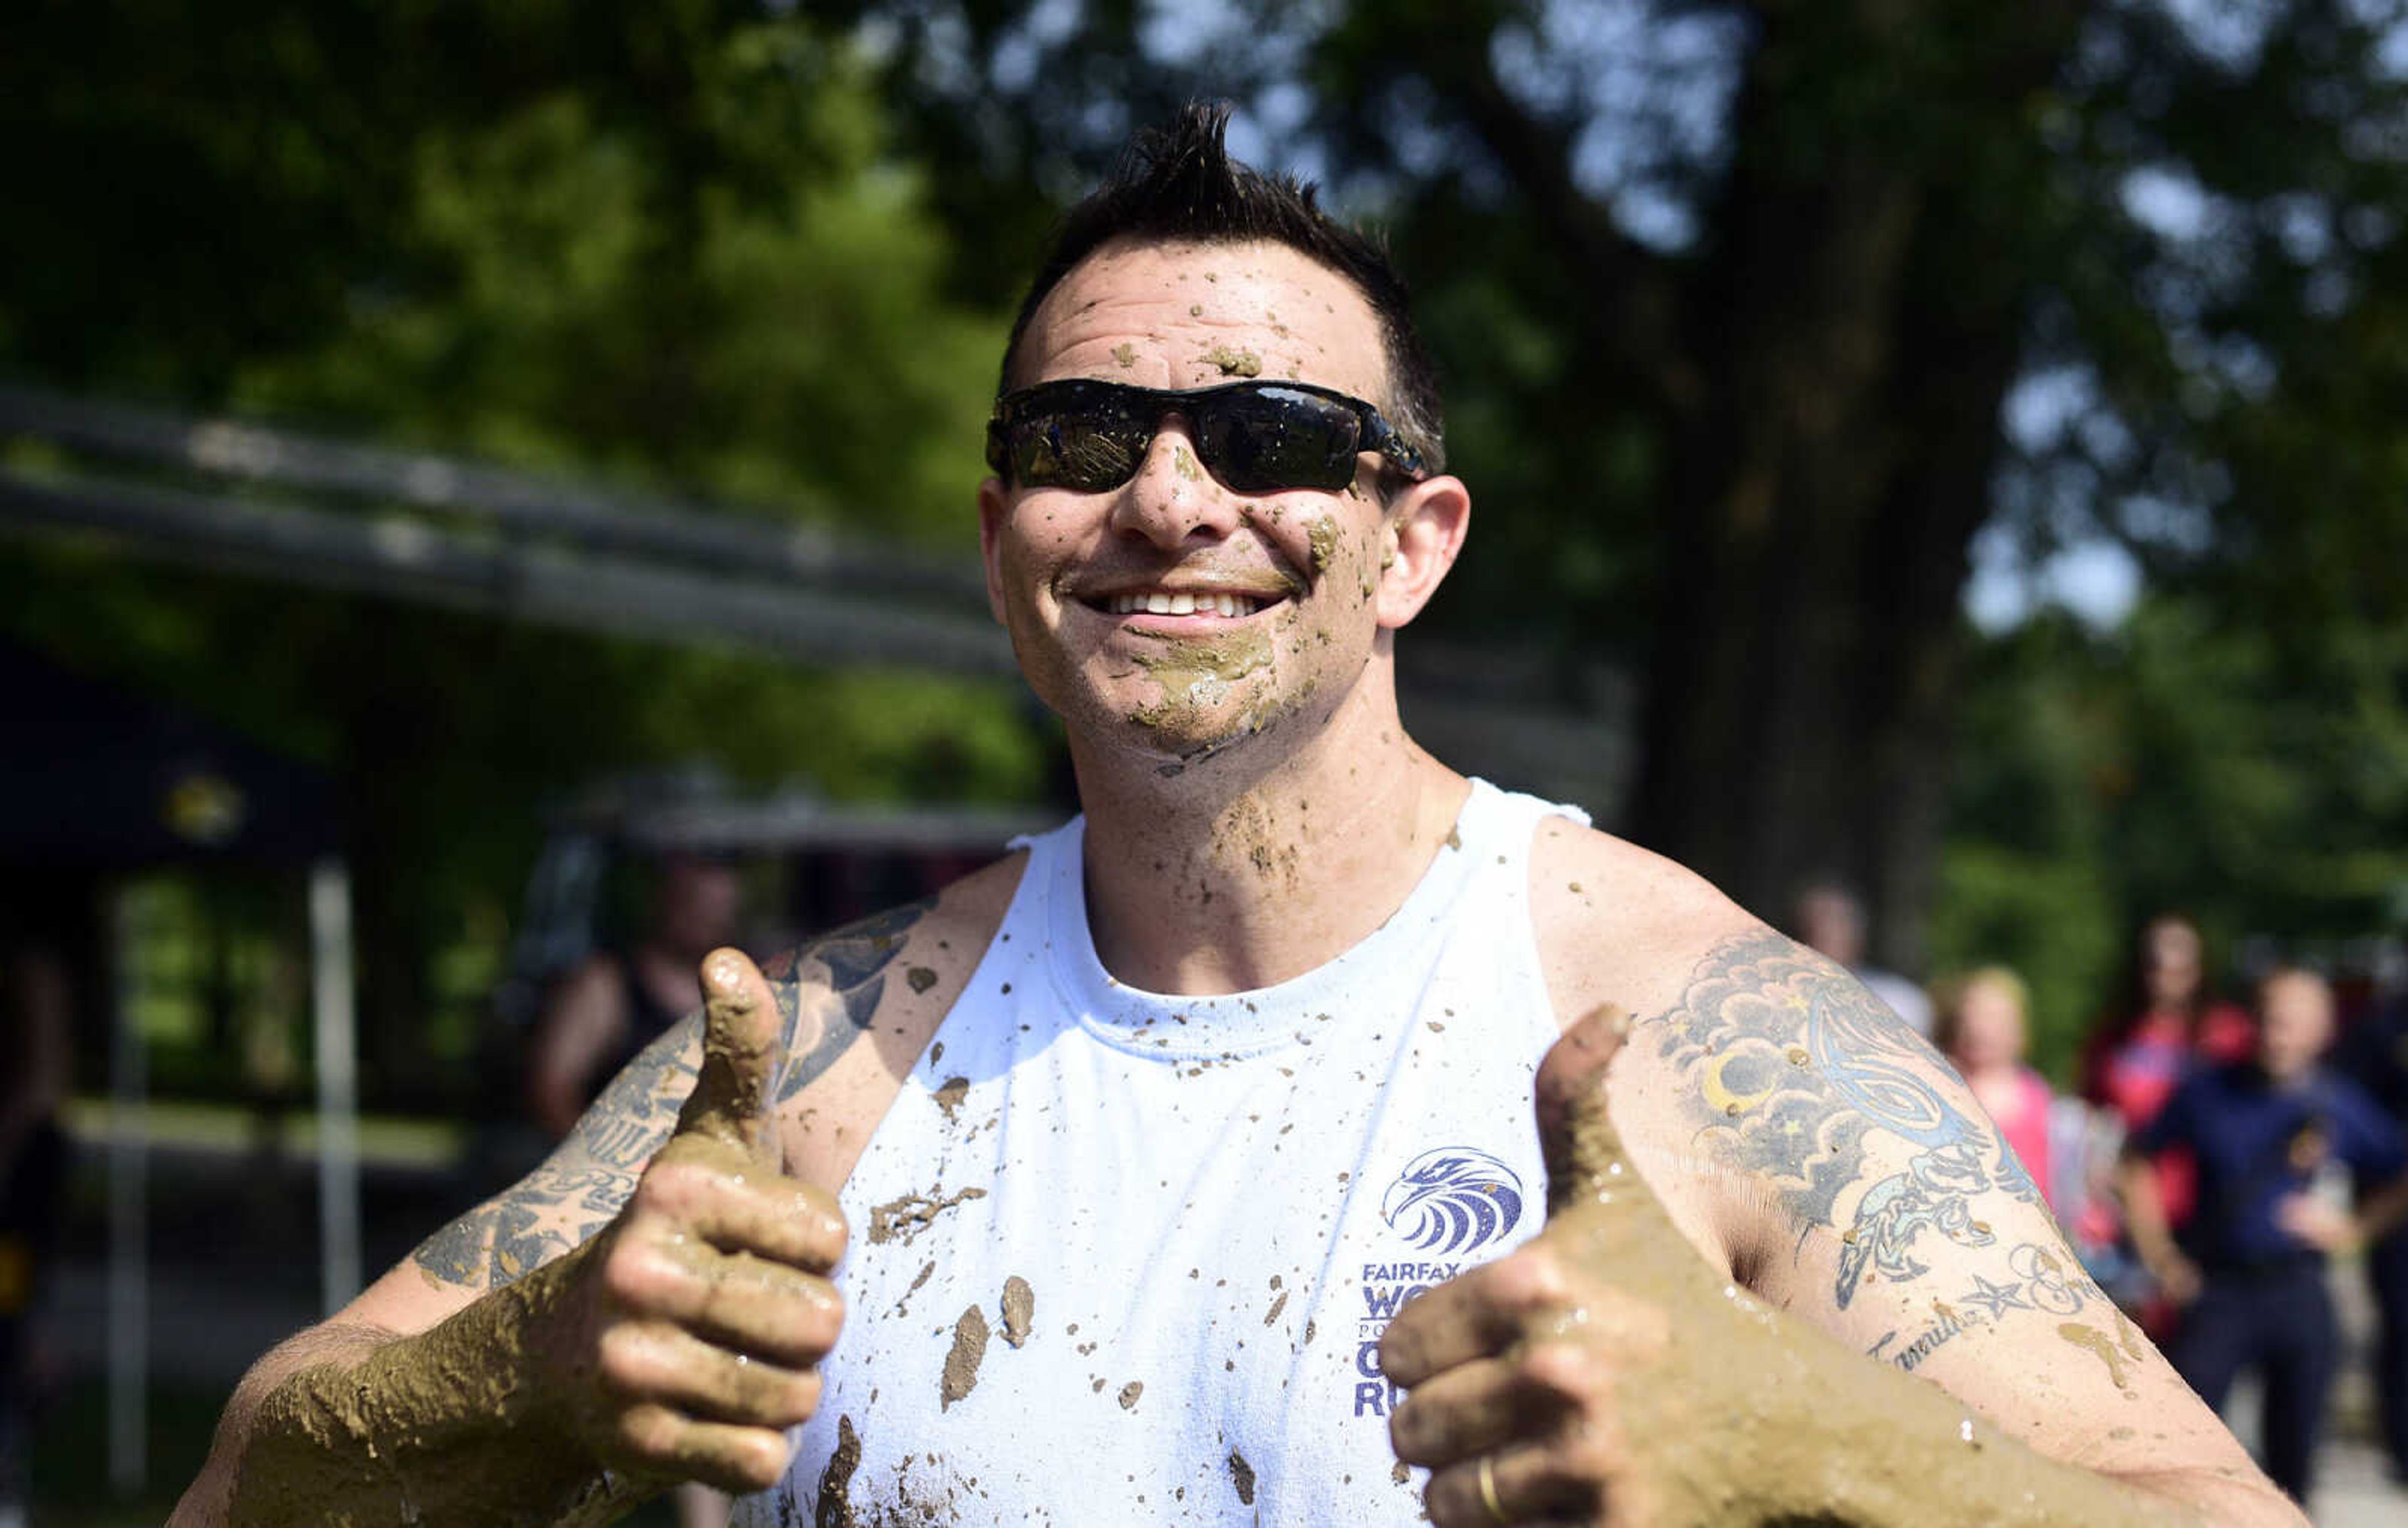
[616,1403,680,1462]
[595,1323,661,1393]
[732,1428,794,1493]
[598,1242,667,1307]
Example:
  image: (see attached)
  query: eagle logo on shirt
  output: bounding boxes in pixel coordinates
[1383,1149,1525,1254]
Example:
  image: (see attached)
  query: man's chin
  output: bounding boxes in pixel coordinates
[1089,696,1297,777]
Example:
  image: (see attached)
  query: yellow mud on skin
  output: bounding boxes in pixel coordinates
[1306,516,1339,575]
[1202,344,1261,376]
[1130,626,1275,734]
[2057,1322,2140,1394]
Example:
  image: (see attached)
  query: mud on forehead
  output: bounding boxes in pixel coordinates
[1010,237,1398,410]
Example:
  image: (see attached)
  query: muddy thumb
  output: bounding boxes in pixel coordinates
[674,947,788,1155]
[1534,1002,1637,1220]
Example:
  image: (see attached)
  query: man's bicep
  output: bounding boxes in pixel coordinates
[1651,933,2245,1469]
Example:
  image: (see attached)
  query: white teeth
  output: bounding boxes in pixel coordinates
[1106,592,1264,617]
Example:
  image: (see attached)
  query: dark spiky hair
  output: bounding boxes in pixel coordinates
[999,102,1445,472]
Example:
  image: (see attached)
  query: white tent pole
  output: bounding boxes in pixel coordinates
[310,859,361,1313]
[105,884,147,1496]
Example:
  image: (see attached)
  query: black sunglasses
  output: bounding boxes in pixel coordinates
[986,378,1430,496]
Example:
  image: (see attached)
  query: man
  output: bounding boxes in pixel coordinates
[176,106,2301,1527]
[2122,966,2408,1504]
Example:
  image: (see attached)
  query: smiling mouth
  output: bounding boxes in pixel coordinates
[1084,587,1288,618]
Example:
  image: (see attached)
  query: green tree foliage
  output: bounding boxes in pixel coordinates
[1934,597,2408,1077]
[827,0,2408,975]
[0,4,1043,1099]
[8,1,2408,1100]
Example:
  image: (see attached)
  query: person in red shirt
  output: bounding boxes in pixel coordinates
[2077,913,2256,1328]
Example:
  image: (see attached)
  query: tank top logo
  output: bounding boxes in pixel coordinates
[1381,1148,1525,1255]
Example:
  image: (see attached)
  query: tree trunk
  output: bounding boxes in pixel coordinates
[1629,2,2079,970]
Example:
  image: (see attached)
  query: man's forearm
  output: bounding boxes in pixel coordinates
[1768,1315,2295,1528]
[176,1246,643,1528]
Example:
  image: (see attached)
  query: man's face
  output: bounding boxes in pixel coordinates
[979,238,1422,765]
[2258,972,2333,1082]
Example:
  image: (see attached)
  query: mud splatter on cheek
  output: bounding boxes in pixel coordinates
[1306,516,1339,576]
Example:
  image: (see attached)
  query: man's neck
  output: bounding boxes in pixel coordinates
[1069,684,1468,995]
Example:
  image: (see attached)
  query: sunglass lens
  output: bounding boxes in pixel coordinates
[1198,386,1361,493]
[1009,391,1152,491]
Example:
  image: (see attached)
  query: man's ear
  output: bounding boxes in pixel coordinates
[1375,474,1471,630]
[976,475,1011,625]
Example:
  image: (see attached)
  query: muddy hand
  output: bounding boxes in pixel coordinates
[565,947,848,1495]
[1383,1004,1760,1527]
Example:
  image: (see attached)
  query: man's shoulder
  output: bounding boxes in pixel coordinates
[1525,815,1765,1031]
[761,850,1029,1081]
[763,849,1031,1184]
[763,851,1028,997]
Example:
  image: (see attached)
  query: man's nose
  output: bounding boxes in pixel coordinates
[1107,422,1242,549]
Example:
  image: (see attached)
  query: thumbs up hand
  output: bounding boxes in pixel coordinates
[551,948,847,1495]
[1380,1005,1830,1527]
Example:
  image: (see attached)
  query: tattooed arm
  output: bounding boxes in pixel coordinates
[1649,931,2294,1522]
[166,883,974,1528]
[1393,831,2303,1528]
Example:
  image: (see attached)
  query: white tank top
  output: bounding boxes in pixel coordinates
[740,779,1585,1526]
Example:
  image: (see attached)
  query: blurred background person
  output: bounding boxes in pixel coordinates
[2337,951,2408,1484]
[1793,877,1931,1036]
[1934,965,2057,1211]
[524,849,746,1141]
[0,936,72,1528]
[2118,966,2408,1504]
[2076,912,2258,1324]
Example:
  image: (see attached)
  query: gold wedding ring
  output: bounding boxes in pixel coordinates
[1477,1453,1508,1525]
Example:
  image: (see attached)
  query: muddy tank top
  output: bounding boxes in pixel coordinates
[736,778,1586,1527]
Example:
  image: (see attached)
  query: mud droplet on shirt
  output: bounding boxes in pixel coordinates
[891,1258,936,1318]
[1228,1449,1257,1505]
[941,1305,991,1410]
[1001,1275,1035,1348]
[933,1075,971,1125]
[818,1414,863,1526]
[868,1184,988,1247]
[1118,1380,1144,1410]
